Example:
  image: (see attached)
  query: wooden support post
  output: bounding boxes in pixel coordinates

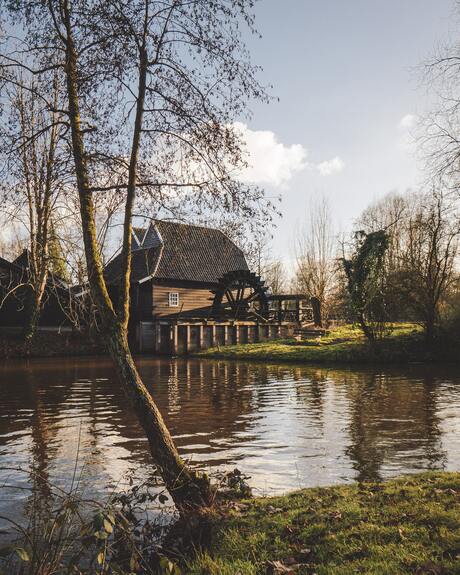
[199,325,204,350]
[223,324,228,346]
[154,323,160,353]
[171,324,178,355]
[211,324,216,347]
[185,324,191,354]
[258,324,264,342]
[235,324,240,344]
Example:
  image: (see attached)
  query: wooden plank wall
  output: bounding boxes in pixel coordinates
[152,284,213,316]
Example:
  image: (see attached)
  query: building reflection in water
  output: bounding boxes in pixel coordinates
[0,357,459,526]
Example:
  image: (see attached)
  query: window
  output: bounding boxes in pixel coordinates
[168,292,179,307]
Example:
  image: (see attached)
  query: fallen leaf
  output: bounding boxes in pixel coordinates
[266,560,296,574]
[267,505,283,514]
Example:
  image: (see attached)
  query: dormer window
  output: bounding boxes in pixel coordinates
[168,292,179,307]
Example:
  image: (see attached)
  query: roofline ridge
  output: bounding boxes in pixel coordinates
[154,218,222,234]
[138,243,164,284]
[150,221,164,246]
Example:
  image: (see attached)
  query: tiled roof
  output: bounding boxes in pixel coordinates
[104,220,248,285]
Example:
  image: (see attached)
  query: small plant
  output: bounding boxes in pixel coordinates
[214,469,252,499]
[0,466,178,574]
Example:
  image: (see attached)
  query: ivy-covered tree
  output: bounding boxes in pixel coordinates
[342,230,389,345]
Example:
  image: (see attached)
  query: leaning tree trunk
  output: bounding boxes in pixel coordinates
[107,326,213,511]
[62,4,213,514]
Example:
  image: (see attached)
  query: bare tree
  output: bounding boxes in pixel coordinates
[1,0,272,513]
[356,188,460,342]
[419,4,460,193]
[242,231,287,294]
[401,189,460,343]
[0,74,69,340]
[423,56,460,189]
[294,197,336,321]
[264,260,286,295]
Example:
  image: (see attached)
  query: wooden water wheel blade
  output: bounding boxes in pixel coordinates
[224,289,236,303]
[211,269,269,320]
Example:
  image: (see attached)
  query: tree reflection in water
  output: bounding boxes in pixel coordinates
[0,357,458,527]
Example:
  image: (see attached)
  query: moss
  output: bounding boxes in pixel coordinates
[187,472,460,574]
[196,323,435,365]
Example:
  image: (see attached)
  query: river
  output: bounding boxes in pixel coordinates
[0,356,459,524]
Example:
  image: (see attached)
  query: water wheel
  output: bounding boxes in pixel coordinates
[211,270,269,320]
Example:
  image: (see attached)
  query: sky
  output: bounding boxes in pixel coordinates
[1,1,457,268]
[236,0,458,264]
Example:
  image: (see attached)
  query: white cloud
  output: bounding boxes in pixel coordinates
[398,114,418,152]
[399,114,417,129]
[231,123,345,186]
[233,122,308,187]
[317,156,345,176]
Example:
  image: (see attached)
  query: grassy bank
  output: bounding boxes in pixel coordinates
[197,323,437,364]
[187,472,460,575]
[1,472,459,573]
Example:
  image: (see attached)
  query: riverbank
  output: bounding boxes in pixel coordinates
[187,472,460,574]
[196,323,451,365]
[2,472,458,573]
[0,329,104,359]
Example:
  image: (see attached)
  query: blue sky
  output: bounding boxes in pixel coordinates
[238,0,457,262]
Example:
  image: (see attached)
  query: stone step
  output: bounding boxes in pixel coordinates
[293,328,328,338]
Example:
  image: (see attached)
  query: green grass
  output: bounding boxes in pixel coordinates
[197,323,428,365]
[187,472,460,575]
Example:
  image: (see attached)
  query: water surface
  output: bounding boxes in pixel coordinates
[0,356,459,522]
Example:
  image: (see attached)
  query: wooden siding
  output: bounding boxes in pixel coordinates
[152,283,213,317]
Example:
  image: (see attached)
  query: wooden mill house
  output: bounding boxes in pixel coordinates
[104,220,309,354]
